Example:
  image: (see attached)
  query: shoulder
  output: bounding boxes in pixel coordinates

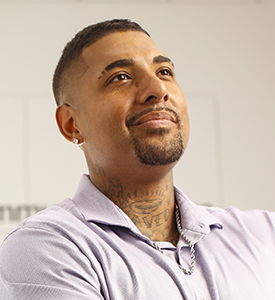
[0,200,105,299]
[0,198,89,258]
[208,205,275,225]
[206,206,275,243]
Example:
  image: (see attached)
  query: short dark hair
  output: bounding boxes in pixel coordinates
[52,19,150,106]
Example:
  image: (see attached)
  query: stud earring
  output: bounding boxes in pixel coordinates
[72,138,79,145]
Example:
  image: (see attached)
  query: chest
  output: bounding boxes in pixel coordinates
[83,224,275,300]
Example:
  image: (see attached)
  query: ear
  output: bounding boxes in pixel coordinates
[55,104,82,143]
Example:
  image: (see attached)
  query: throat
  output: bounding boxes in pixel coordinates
[129,198,179,246]
[144,216,179,246]
[88,164,178,244]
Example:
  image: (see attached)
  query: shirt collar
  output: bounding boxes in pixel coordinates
[72,174,139,232]
[174,186,223,243]
[72,174,223,241]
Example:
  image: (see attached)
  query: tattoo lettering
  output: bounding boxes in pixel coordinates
[132,215,142,227]
[142,216,154,228]
[131,212,167,229]
[153,213,163,227]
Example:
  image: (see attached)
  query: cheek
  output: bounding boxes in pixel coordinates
[82,101,129,143]
[173,91,190,141]
[180,106,190,145]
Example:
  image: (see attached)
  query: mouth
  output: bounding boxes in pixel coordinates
[126,107,178,129]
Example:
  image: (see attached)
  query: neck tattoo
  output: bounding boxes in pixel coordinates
[153,204,195,275]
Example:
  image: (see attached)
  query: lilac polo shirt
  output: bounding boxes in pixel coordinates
[1,174,275,299]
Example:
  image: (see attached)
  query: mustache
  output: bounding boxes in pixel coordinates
[126,107,181,128]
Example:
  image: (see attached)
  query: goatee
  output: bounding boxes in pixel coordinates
[132,127,184,166]
[126,107,184,166]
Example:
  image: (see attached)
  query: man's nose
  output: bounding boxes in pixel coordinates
[135,73,169,105]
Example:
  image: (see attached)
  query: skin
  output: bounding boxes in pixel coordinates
[56,31,190,246]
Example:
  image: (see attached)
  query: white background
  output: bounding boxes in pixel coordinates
[0,0,274,243]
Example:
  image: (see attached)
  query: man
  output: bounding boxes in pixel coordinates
[0,19,275,300]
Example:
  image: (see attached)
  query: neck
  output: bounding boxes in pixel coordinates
[89,163,179,246]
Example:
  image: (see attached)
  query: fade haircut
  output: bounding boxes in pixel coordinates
[52,19,150,106]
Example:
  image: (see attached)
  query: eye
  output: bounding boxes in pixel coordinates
[109,73,131,83]
[157,68,174,77]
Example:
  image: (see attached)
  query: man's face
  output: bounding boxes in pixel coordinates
[71,31,190,175]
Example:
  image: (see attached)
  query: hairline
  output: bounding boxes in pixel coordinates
[53,22,150,106]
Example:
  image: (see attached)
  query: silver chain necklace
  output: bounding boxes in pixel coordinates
[153,204,195,275]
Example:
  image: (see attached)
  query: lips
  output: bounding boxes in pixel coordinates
[126,107,179,128]
[133,111,176,126]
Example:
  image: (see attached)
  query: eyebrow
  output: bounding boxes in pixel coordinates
[153,55,174,67]
[100,59,134,77]
[99,55,174,79]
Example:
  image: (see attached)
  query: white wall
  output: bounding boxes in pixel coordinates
[0,2,274,243]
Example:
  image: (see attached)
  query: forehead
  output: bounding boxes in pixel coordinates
[81,31,167,72]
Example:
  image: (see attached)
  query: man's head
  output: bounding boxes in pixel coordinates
[53,19,150,106]
[54,19,190,184]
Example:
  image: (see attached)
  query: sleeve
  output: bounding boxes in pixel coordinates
[0,226,105,300]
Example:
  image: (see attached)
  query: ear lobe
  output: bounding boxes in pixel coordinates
[55,104,81,143]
